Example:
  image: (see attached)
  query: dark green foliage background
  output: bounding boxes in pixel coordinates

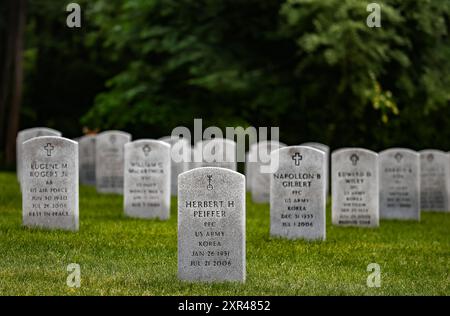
[14,0,450,151]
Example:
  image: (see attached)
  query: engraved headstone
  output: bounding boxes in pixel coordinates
[332,148,379,227]
[160,136,190,196]
[178,167,245,282]
[379,148,420,220]
[302,142,330,196]
[419,150,449,212]
[270,146,326,240]
[78,135,96,186]
[22,136,78,231]
[124,140,171,219]
[16,127,62,183]
[95,131,131,194]
[193,139,237,171]
[251,141,286,203]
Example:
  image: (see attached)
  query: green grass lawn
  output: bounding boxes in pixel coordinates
[0,171,448,295]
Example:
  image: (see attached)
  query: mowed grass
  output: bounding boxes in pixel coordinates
[0,171,448,296]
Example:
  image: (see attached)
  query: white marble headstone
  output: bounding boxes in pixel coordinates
[419,150,449,212]
[16,127,62,183]
[270,146,326,240]
[178,167,245,282]
[78,135,96,186]
[22,136,78,231]
[160,136,190,196]
[124,140,171,219]
[95,131,131,194]
[379,148,420,220]
[332,148,379,227]
[302,142,330,196]
[251,141,286,203]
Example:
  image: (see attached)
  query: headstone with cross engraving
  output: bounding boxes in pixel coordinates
[16,127,62,184]
[379,148,420,220]
[159,136,190,196]
[301,142,330,197]
[178,167,245,282]
[251,141,286,203]
[22,136,78,231]
[419,150,449,212]
[332,148,379,227]
[193,138,237,171]
[124,140,171,219]
[95,131,131,194]
[78,135,96,186]
[270,146,326,240]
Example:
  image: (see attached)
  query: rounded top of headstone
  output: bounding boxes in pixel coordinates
[125,139,170,149]
[301,142,330,152]
[179,166,244,180]
[22,135,77,147]
[419,149,448,156]
[332,147,378,157]
[18,127,62,138]
[379,148,418,156]
[271,145,326,157]
[96,130,131,139]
